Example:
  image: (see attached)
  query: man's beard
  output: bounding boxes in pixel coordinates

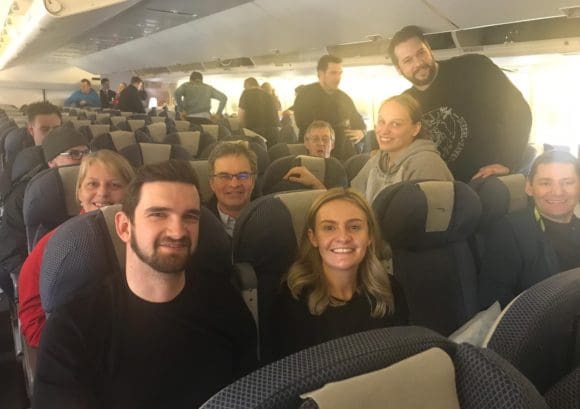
[130,230,192,275]
[406,62,437,87]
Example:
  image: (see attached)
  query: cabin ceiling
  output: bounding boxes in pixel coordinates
[8,0,580,77]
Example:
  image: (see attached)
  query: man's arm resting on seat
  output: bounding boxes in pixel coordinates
[283,166,326,189]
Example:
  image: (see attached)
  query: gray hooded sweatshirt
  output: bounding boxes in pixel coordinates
[351,139,453,203]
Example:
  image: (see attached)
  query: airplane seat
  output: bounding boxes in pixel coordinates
[40,203,233,315]
[200,139,270,177]
[69,119,92,131]
[79,124,112,141]
[484,267,580,396]
[89,131,138,153]
[185,116,215,126]
[2,146,45,195]
[129,113,150,123]
[261,155,347,195]
[343,153,370,182]
[173,120,196,132]
[3,127,34,167]
[544,365,580,409]
[516,144,538,175]
[135,122,168,143]
[232,189,326,361]
[189,160,212,203]
[468,174,527,271]
[372,180,482,336]
[110,116,128,129]
[200,326,549,409]
[163,131,216,158]
[201,123,232,140]
[268,143,307,163]
[119,143,193,167]
[23,165,80,252]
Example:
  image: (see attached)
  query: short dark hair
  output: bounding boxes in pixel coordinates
[528,150,580,181]
[26,101,61,123]
[387,25,429,67]
[122,160,200,222]
[317,55,342,72]
[190,71,203,82]
[130,76,142,85]
[81,78,91,86]
[100,78,109,85]
[208,142,258,175]
[244,77,259,88]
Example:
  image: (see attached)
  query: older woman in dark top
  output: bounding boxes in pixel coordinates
[272,188,407,358]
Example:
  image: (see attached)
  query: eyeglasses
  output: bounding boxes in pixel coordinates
[212,172,255,182]
[59,149,91,160]
[307,136,332,144]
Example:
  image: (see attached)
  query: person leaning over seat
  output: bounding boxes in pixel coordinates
[282,120,336,190]
[18,150,135,348]
[351,94,453,203]
[33,160,257,409]
[478,150,580,308]
[271,188,408,359]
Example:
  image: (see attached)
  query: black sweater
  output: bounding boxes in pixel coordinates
[33,271,257,409]
[271,278,408,359]
[406,54,531,182]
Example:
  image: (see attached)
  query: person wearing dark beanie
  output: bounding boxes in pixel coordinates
[42,126,90,168]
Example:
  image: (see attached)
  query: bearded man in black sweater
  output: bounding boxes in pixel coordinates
[33,160,257,409]
[388,25,532,182]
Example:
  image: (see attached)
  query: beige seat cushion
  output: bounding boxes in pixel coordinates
[301,347,460,409]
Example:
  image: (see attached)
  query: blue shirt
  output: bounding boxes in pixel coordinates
[64,89,101,108]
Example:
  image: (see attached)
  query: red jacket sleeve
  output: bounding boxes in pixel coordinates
[18,229,57,347]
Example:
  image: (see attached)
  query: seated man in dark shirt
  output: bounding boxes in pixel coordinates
[479,150,580,308]
[33,160,257,409]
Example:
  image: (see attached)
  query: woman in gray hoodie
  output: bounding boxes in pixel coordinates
[351,94,453,203]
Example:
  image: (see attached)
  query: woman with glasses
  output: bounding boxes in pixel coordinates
[18,150,135,348]
[271,188,407,359]
[351,94,453,203]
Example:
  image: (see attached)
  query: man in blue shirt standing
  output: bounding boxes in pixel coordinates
[64,79,100,108]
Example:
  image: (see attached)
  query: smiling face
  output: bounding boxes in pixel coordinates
[393,36,438,88]
[308,198,371,278]
[122,181,201,275]
[375,100,421,157]
[77,161,128,212]
[210,154,255,217]
[526,162,579,223]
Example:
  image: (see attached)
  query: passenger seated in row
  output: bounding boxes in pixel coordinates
[26,101,62,146]
[18,150,135,348]
[207,142,257,236]
[272,188,407,358]
[0,127,89,299]
[351,94,453,203]
[33,160,257,409]
[479,150,580,308]
[283,120,335,189]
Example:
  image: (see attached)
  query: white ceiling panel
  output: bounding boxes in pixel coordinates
[427,0,580,29]
[73,0,457,73]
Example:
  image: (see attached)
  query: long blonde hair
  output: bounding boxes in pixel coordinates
[285,188,394,317]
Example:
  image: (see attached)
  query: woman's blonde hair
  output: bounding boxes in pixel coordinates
[76,149,135,201]
[285,188,394,317]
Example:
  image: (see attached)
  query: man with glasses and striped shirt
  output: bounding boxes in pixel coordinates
[207,142,257,237]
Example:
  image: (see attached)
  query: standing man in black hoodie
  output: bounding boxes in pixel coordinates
[388,25,532,182]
